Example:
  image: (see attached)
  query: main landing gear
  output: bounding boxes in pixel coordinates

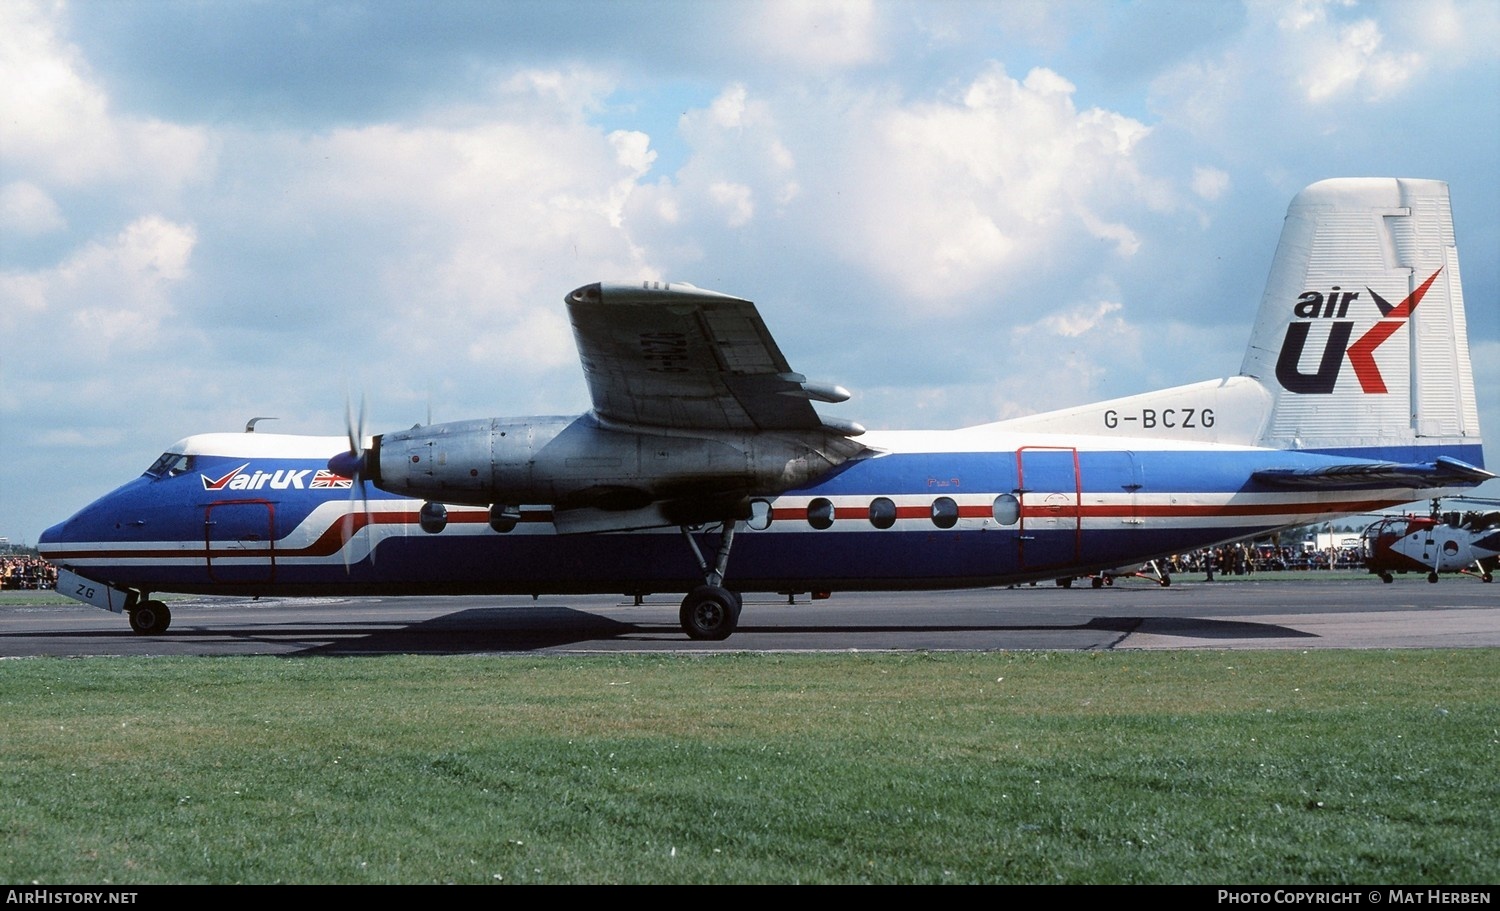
[677,522,742,640]
[128,597,172,635]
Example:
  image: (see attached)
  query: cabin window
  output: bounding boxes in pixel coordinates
[419,502,448,534]
[807,497,835,530]
[868,497,897,529]
[931,496,959,529]
[993,493,1020,526]
[748,499,773,530]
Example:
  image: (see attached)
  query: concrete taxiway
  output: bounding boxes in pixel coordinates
[1,575,1495,658]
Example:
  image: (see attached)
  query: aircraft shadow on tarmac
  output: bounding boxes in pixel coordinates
[297,607,650,655]
[282,608,1315,656]
[0,606,1317,656]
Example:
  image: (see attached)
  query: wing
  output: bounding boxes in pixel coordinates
[566,282,857,433]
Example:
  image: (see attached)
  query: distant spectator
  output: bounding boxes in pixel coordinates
[1,556,57,590]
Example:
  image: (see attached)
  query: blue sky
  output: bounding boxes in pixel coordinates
[3,0,1498,543]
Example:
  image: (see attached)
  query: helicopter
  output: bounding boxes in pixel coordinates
[1361,498,1500,583]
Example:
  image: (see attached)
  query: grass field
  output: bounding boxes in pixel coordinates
[2,649,1496,884]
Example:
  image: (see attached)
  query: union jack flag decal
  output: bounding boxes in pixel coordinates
[311,470,353,489]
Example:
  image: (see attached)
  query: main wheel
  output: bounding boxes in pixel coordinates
[1381,572,1394,583]
[1428,572,1440,584]
[129,600,171,635]
[679,586,741,641]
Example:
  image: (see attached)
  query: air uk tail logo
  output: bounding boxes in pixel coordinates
[1275,268,1442,394]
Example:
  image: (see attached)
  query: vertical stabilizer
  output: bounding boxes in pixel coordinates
[1240,178,1481,461]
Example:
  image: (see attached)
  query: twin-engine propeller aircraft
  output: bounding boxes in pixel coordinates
[1362,498,1500,583]
[39,178,1492,640]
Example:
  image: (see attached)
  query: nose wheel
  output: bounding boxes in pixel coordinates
[128,599,172,635]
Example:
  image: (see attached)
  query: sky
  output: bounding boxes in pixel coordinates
[2,0,1498,545]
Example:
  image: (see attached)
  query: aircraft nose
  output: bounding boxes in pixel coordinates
[37,515,74,558]
[36,476,154,558]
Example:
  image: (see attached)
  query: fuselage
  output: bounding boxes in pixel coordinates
[39,428,1465,598]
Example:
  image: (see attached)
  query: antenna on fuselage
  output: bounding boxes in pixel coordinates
[245,417,278,433]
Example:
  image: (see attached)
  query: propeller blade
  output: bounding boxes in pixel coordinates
[331,392,374,575]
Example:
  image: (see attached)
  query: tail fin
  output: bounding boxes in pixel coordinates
[1241,178,1482,463]
[981,177,1485,486]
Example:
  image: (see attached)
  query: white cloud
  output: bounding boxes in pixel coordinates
[707,83,751,129]
[1298,15,1420,102]
[281,113,660,372]
[0,0,210,192]
[803,64,1153,306]
[0,182,65,234]
[626,83,800,243]
[1028,300,1126,339]
[0,215,197,345]
[708,181,755,227]
[742,0,882,70]
[1191,167,1230,201]
[1394,0,1500,67]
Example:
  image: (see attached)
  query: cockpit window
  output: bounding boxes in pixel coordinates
[145,452,194,478]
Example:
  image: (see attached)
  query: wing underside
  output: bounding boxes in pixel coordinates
[566,281,855,433]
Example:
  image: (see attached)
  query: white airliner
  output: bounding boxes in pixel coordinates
[39,178,1491,640]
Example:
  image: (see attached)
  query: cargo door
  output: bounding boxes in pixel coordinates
[205,500,276,584]
[1016,447,1080,570]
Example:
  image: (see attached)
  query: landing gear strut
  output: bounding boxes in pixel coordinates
[677,522,742,640]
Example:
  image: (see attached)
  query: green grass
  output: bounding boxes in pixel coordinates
[0,590,81,606]
[2,650,1496,884]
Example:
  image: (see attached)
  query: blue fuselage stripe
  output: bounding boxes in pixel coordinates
[39,444,1475,595]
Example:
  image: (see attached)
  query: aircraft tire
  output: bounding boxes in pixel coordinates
[129,600,171,635]
[1159,577,1171,587]
[1091,577,1104,589]
[1428,572,1440,584]
[680,585,741,641]
[1381,573,1394,583]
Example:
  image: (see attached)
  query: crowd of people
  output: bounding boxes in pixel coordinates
[1163,542,1366,578]
[1,555,58,590]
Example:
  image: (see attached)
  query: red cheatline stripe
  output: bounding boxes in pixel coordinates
[44,496,1408,562]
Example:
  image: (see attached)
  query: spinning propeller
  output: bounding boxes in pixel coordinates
[329,394,374,572]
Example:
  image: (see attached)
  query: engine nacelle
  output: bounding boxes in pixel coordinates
[368,414,859,511]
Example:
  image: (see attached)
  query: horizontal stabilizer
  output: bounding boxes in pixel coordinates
[1253,456,1494,490]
